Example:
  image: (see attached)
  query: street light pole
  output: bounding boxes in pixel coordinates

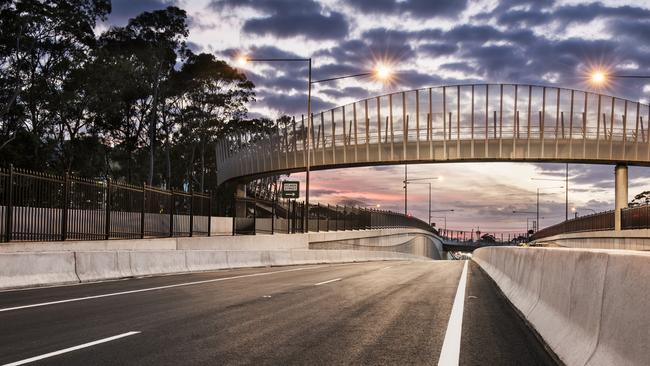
[562,164,568,221]
[306,58,312,229]
[532,168,569,222]
[404,177,439,223]
[239,55,391,231]
[536,185,564,232]
[404,164,409,216]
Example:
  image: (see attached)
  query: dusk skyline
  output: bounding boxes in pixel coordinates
[102,0,650,232]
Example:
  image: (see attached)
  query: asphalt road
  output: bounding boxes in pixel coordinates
[0,260,556,365]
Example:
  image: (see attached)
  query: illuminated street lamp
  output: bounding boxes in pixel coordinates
[572,206,596,217]
[589,70,650,87]
[237,54,393,229]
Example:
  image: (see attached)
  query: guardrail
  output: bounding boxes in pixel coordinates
[0,166,212,242]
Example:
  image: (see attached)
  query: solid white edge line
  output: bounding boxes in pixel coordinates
[2,331,141,366]
[437,260,469,366]
[0,266,327,313]
[314,278,342,286]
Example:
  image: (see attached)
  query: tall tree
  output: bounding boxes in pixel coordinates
[95,6,188,185]
[173,52,255,192]
[0,0,110,163]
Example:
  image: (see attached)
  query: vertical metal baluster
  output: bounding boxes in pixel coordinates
[61,173,69,241]
[5,165,13,242]
[189,189,194,237]
[141,183,145,239]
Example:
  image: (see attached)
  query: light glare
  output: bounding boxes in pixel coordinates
[591,70,607,84]
[237,55,249,66]
[375,64,392,80]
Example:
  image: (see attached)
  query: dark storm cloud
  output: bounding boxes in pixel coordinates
[107,0,176,25]
[440,62,475,74]
[319,87,370,100]
[261,93,335,115]
[210,0,349,40]
[345,0,468,19]
[609,19,650,40]
[532,163,616,189]
[419,43,458,57]
[486,2,650,28]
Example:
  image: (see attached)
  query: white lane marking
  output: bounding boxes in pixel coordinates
[438,260,469,366]
[0,266,328,313]
[2,331,140,366]
[382,266,393,270]
[314,278,342,286]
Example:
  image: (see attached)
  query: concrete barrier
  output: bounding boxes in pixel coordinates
[226,250,270,268]
[129,250,188,277]
[185,250,229,272]
[0,252,78,289]
[75,251,132,282]
[473,247,650,366]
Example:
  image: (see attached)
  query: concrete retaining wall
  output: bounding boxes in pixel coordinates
[473,247,650,366]
[533,229,650,250]
[0,228,439,253]
[0,249,429,290]
[309,228,444,259]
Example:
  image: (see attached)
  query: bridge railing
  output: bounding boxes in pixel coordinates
[216,83,650,185]
[0,166,212,242]
[232,197,435,235]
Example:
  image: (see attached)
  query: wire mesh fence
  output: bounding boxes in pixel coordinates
[0,166,211,243]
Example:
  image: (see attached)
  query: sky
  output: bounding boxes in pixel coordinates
[105,0,650,233]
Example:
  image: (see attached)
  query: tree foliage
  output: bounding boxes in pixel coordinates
[0,1,280,192]
[629,191,650,207]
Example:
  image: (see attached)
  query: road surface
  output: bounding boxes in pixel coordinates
[0,260,556,365]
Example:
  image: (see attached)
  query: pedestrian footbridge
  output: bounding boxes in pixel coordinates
[217,83,649,182]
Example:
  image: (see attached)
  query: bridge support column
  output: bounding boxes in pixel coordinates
[235,184,247,218]
[615,164,628,231]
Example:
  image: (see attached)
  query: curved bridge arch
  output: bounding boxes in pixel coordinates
[216,83,650,185]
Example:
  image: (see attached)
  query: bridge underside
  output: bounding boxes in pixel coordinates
[219,138,647,185]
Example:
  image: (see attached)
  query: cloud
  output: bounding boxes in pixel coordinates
[419,43,459,57]
[345,0,468,19]
[107,0,177,25]
[211,0,349,40]
[260,93,335,115]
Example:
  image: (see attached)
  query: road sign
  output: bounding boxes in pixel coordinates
[281,181,300,199]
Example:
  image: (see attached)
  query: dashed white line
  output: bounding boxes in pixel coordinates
[2,331,141,366]
[381,266,393,270]
[314,278,342,286]
[437,260,469,366]
[0,266,327,313]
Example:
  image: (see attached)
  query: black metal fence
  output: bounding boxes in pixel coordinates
[233,197,435,235]
[621,205,650,230]
[531,210,615,240]
[0,167,211,242]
